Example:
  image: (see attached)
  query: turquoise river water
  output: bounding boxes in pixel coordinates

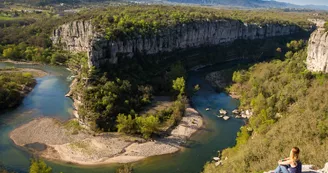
[0,62,244,173]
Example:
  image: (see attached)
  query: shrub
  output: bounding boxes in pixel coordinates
[136,115,160,139]
[172,77,185,96]
[116,164,133,173]
[29,159,52,173]
[116,114,136,134]
[324,22,328,32]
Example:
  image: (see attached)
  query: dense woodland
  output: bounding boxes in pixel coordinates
[72,52,188,137]
[203,40,328,172]
[88,6,316,40]
[0,69,35,111]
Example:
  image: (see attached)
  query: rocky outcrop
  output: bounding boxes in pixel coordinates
[307,28,328,73]
[52,20,94,53]
[52,20,302,68]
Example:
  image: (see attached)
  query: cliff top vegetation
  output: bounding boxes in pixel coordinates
[75,5,318,40]
[1,5,323,63]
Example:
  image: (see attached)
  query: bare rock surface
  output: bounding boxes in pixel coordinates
[307,28,328,73]
[52,20,301,67]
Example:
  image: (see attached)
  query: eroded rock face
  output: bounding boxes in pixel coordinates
[307,28,328,73]
[52,20,301,68]
[52,20,94,52]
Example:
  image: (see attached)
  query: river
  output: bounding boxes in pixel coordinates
[0,62,244,173]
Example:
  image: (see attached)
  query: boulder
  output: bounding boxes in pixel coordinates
[223,116,230,120]
[215,161,222,166]
[219,109,227,115]
[232,109,239,114]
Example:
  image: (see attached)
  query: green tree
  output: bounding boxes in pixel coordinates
[136,115,160,139]
[29,159,52,173]
[2,47,18,59]
[172,77,185,96]
[116,114,136,134]
[232,70,248,83]
[167,62,187,83]
[116,164,133,173]
[325,22,328,32]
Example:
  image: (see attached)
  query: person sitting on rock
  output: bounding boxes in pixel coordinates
[274,147,302,173]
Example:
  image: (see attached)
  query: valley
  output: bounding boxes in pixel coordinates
[1,1,328,173]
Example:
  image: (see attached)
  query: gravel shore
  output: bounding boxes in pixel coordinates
[0,68,48,78]
[10,107,203,165]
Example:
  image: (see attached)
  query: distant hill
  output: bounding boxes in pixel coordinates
[164,0,328,10]
[3,0,328,10]
[4,0,109,6]
[164,0,287,8]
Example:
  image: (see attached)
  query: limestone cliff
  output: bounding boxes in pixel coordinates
[52,20,302,68]
[307,28,328,72]
[52,20,94,53]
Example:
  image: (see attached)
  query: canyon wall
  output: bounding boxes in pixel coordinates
[307,28,328,73]
[52,20,302,68]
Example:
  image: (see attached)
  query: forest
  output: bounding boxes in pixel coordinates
[203,40,328,172]
[88,6,316,40]
[71,51,188,137]
[0,68,35,111]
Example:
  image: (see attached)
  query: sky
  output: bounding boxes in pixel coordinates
[275,0,328,5]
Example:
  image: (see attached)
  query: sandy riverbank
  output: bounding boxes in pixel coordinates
[18,68,48,78]
[10,107,203,165]
[0,68,48,78]
[0,59,40,65]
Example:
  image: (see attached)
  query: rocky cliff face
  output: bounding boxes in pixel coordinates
[307,28,328,73]
[52,20,94,58]
[52,20,301,68]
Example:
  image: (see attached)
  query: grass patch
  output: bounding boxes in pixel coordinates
[68,141,93,155]
[0,16,23,21]
[64,119,82,135]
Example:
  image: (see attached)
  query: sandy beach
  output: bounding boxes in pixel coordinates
[10,107,203,165]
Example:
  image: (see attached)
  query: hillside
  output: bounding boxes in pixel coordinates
[3,0,328,10]
[165,0,291,8]
[164,0,328,10]
[203,40,328,172]
[4,0,110,5]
